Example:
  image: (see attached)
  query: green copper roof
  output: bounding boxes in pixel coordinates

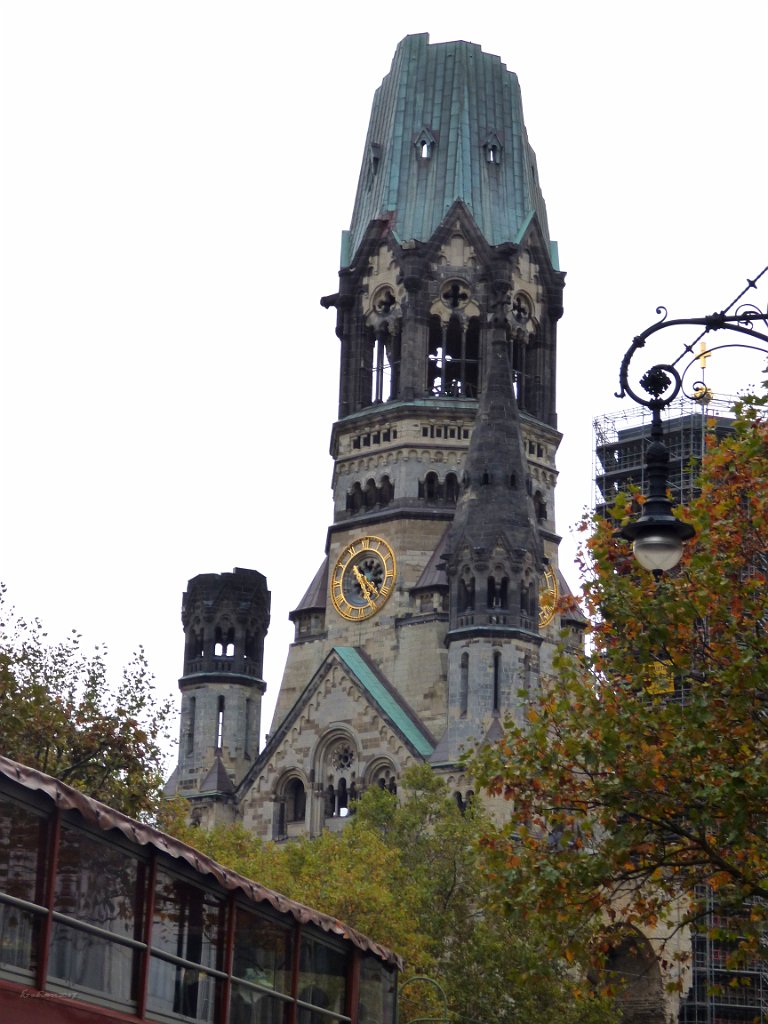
[345,33,553,265]
[334,646,435,757]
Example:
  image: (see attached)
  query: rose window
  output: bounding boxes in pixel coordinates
[331,744,355,771]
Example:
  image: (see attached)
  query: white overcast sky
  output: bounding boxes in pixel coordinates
[1,1,766,767]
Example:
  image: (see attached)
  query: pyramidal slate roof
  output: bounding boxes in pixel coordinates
[343,33,553,266]
[445,329,542,563]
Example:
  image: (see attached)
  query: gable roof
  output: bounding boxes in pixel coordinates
[334,647,436,757]
[240,646,436,796]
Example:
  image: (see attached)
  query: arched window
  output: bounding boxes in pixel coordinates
[338,778,348,816]
[429,314,480,397]
[464,317,480,396]
[378,475,394,506]
[535,491,547,521]
[424,472,439,502]
[186,630,204,662]
[415,129,435,161]
[371,324,400,403]
[368,760,398,794]
[444,316,463,396]
[214,625,235,658]
[287,778,306,822]
[347,482,364,513]
[427,315,444,394]
[484,132,503,165]
[521,580,536,620]
[459,573,475,612]
[364,478,378,509]
[445,472,459,504]
[487,575,509,609]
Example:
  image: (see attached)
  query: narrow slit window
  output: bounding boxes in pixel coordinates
[460,653,469,717]
[186,696,196,756]
[216,696,224,751]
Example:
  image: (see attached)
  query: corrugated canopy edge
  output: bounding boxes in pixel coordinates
[0,754,403,969]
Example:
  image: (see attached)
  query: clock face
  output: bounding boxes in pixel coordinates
[539,567,559,628]
[330,536,397,621]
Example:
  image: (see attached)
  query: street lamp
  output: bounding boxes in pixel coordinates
[616,268,768,573]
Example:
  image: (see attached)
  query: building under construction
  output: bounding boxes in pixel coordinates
[594,394,736,514]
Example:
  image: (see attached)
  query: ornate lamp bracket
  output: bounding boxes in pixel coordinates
[616,266,768,573]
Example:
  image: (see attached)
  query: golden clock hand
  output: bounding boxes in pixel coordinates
[353,565,375,601]
[352,565,379,606]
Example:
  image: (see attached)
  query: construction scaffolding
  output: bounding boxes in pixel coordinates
[678,889,768,1024]
[593,395,737,514]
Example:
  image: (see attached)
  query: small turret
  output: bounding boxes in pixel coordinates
[174,568,270,804]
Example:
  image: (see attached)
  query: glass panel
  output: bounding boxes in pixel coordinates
[229,984,289,1024]
[49,920,137,1004]
[0,903,42,974]
[0,794,48,973]
[48,823,145,1004]
[298,936,348,1021]
[148,869,225,1021]
[359,956,397,1024]
[152,870,224,967]
[54,823,144,939]
[232,907,292,995]
[148,956,220,1022]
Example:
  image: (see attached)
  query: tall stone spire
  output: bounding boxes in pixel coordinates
[430,321,548,767]
[444,321,545,639]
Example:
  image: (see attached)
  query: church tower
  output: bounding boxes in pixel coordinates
[173,34,571,837]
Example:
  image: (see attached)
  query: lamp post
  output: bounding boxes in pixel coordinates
[616,268,768,573]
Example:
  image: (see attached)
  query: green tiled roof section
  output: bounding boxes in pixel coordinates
[346,34,552,264]
[334,646,435,757]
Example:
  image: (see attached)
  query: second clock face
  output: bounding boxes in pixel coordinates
[330,536,397,621]
[539,567,559,627]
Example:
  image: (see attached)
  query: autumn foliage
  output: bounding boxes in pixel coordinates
[0,587,174,819]
[472,389,768,969]
[163,766,619,1024]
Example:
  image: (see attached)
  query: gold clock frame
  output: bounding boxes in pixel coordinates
[330,536,397,621]
[539,567,559,627]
